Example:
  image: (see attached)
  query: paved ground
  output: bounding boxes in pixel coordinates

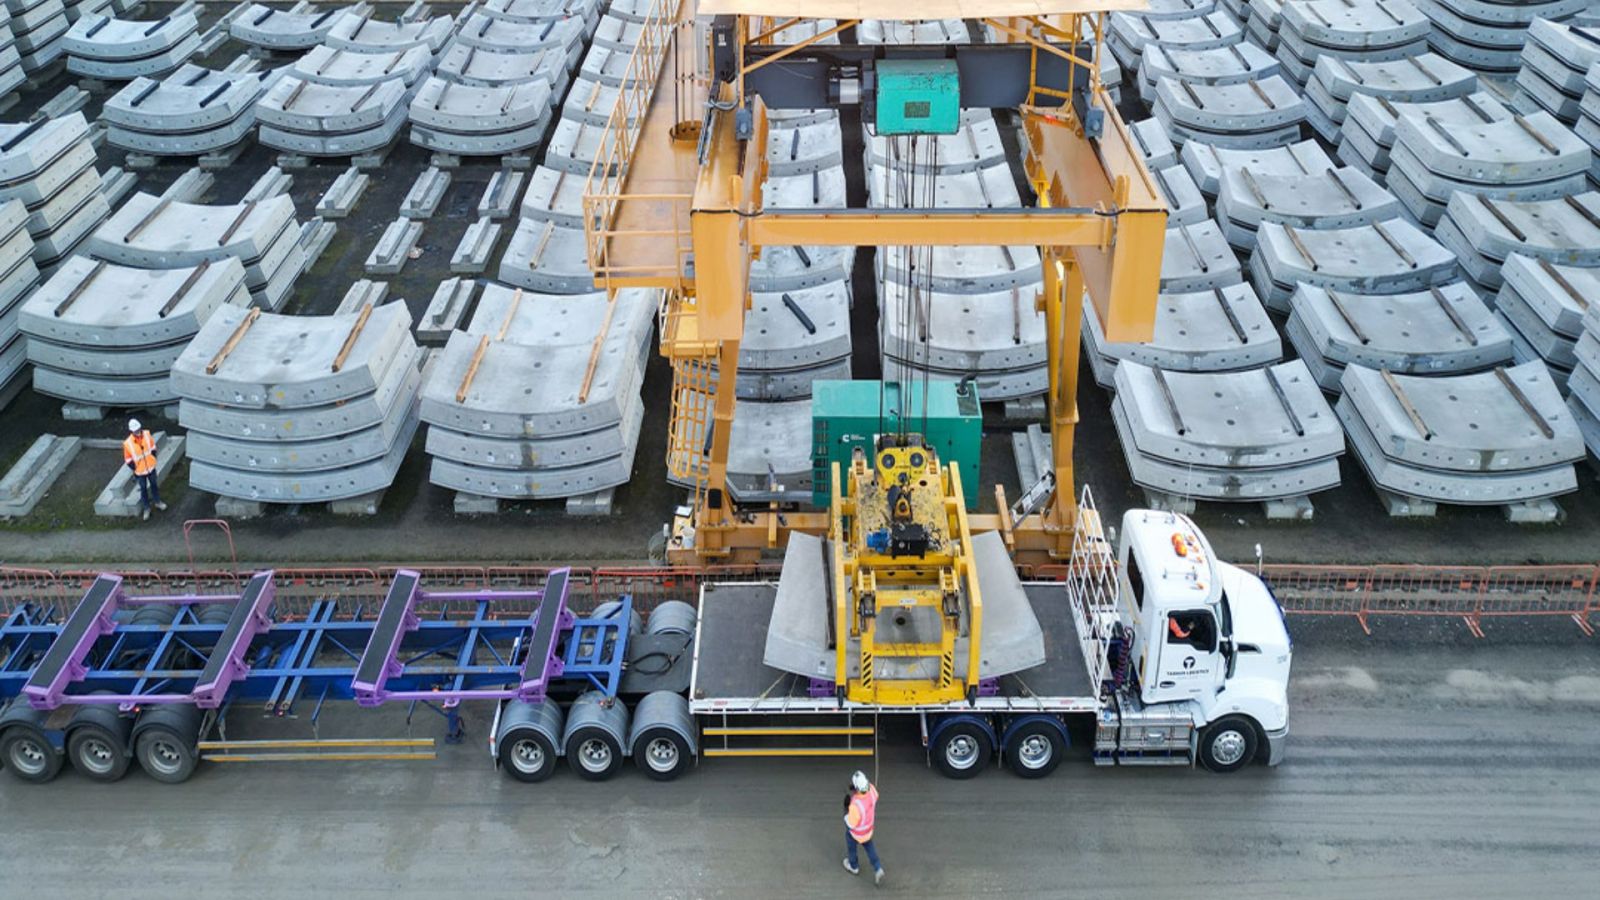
[1,622,1595,898]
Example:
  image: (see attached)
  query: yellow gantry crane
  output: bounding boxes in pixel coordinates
[581,0,1166,570]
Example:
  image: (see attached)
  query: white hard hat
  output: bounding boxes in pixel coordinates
[128,418,141,433]
[850,770,869,793]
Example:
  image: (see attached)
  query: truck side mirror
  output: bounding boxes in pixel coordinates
[1220,639,1237,679]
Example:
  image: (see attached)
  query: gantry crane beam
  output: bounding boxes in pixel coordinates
[583,4,1165,569]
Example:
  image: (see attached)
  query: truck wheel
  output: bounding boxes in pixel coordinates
[68,725,130,783]
[499,730,558,783]
[1003,721,1064,778]
[931,721,991,779]
[136,727,198,784]
[632,727,691,781]
[1198,716,1258,773]
[565,726,624,781]
[1,726,63,784]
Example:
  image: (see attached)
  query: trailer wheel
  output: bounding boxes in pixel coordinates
[633,728,691,781]
[931,721,992,779]
[1198,716,1258,774]
[499,730,559,783]
[1003,721,1064,778]
[68,725,130,783]
[565,727,625,781]
[1,725,63,784]
[136,727,198,784]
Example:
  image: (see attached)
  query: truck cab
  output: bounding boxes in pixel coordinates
[1106,510,1292,772]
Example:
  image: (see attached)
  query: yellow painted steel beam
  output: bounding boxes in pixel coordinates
[702,726,875,736]
[748,209,1112,248]
[199,739,435,750]
[202,753,438,763]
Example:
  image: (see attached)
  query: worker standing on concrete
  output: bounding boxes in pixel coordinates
[843,770,885,885]
[123,419,167,522]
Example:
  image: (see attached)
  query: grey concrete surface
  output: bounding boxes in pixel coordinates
[1,633,1596,898]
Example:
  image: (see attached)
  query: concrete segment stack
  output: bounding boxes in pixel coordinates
[1110,359,1344,517]
[1387,106,1588,226]
[1494,253,1600,392]
[9,0,70,75]
[1136,41,1280,101]
[409,8,586,157]
[1181,138,1334,199]
[1274,0,1429,88]
[172,303,424,511]
[1109,9,1241,74]
[1564,283,1600,458]
[102,62,279,160]
[1285,282,1514,391]
[1513,18,1600,125]
[1248,217,1459,313]
[82,192,306,311]
[1083,283,1282,387]
[421,285,654,512]
[229,2,367,52]
[1304,53,1476,143]
[1151,74,1307,149]
[1337,361,1585,520]
[1337,90,1510,182]
[1245,0,1284,51]
[0,198,37,408]
[1433,191,1600,299]
[1214,163,1401,250]
[0,112,111,271]
[1413,0,1589,74]
[1572,62,1600,184]
[256,38,434,160]
[0,5,26,103]
[62,5,200,80]
[18,256,247,409]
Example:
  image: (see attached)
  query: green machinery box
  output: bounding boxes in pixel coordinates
[873,59,961,136]
[811,380,982,510]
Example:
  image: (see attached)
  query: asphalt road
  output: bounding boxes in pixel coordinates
[1,626,1597,898]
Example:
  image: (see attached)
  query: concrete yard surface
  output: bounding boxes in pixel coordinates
[0,628,1595,898]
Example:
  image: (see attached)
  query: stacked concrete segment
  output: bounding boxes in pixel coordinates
[1433,191,1600,298]
[1413,0,1589,74]
[256,47,421,158]
[499,0,657,293]
[1136,41,1280,100]
[1181,138,1333,199]
[1285,282,1514,392]
[102,62,279,158]
[1565,286,1600,460]
[1083,282,1282,388]
[322,10,453,52]
[9,0,70,74]
[1248,217,1459,312]
[1494,253,1600,392]
[62,6,200,80]
[1108,9,1241,73]
[1214,163,1401,250]
[1513,19,1600,125]
[1244,0,1284,51]
[1110,359,1344,515]
[0,112,111,271]
[420,286,654,503]
[1388,106,1589,226]
[1337,361,1585,519]
[82,192,307,311]
[1572,62,1600,185]
[1336,90,1511,182]
[172,303,425,505]
[18,256,247,407]
[1151,74,1307,149]
[0,5,26,103]
[410,8,589,156]
[229,2,366,52]
[0,198,37,408]
[1304,53,1476,143]
[1274,0,1429,88]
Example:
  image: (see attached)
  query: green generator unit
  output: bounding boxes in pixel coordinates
[811,380,982,510]
[872,59,961,136]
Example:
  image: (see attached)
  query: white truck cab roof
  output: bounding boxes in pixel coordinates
[1119,509,1221,616]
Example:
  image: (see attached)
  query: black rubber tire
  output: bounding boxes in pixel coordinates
[1002,720,1065,779]
[0,726,63,784]
[67,724,131,783]
[498,730,559,783]
[135,727,199,784]
[1198,716,1259,774]
[198,602,237,626]
[631,727,692,782]
[564,726,625,782]
[930,721,992,779]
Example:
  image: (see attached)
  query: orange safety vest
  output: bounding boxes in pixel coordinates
[123,430,157,477]
[846,785,878,843]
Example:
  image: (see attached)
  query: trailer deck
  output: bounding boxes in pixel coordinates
[691,582,1104,714]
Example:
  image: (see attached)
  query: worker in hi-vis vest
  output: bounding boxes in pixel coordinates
[123,419,168,521]
[843,770,885,885]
